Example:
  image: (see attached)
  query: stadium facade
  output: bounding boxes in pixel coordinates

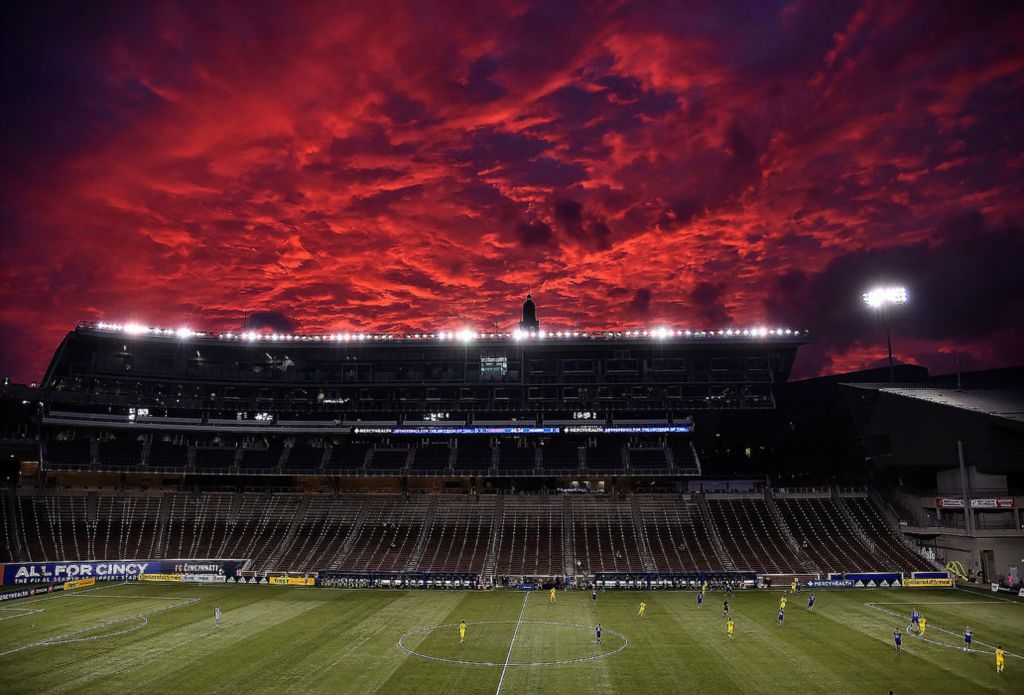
[2,296,1017,589]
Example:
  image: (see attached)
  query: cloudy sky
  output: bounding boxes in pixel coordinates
[2,0,1023,383]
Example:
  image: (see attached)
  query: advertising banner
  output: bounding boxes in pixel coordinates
[1,559,246,585]
[183,573,227,585]
[269,576,315,586]
[842,573,902,588]
[903,577,953,587]
[2,561,159,585]
[971,497,1015,509]
[138,573,183,583]
[168,560,243,576]
[229,575,268,584]
[935,497,1014,509]
[63,577,97,591]
[182,574,227,584]
[806,579,855,588]
[0,583,64,602]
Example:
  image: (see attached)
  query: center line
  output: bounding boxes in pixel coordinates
[495,591,530,694]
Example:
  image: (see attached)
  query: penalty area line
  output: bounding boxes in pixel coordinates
[495,591,530,695]
[865,602,1023,661]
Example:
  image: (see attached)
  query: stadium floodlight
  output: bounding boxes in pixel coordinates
[124,323,146,336]
[513,329,525,341]
[861,286,908,308]
[456,328,475,343]
[175,327,194,340]
[862,285,908,383]
[653,327,669,340]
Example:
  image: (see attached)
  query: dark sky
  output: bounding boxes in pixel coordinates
[2,1,1023,383]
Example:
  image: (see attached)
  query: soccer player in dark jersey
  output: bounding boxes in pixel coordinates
[893,628,902,654]
[807,593,816,611]
[697,591,704,608]
[777,608,785,627]
[963,627,972,652]
[592,587,598,606]
[595,624,603,645]
[722,599,729,618]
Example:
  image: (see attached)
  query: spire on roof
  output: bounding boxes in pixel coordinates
[519,293,539,331]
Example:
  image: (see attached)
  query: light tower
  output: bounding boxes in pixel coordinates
[861,286,908,384]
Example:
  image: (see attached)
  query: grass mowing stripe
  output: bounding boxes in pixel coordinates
[495,591,529,695]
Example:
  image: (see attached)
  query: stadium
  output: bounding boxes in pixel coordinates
[0,295,1021,693]
[4,2,1024,692]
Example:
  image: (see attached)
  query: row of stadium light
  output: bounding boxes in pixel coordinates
[91,321,804,343]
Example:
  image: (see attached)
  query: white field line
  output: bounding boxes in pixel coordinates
[0,594,200,658]
[865,602,1023,661]
[955,586,1024,606]
[0,607,44,622]
[869,601,1006,605]
[2,581,130,608]
[0,581,157,623]
[0,581,133,621]
[397,619,629,667]
[495,591,530,694]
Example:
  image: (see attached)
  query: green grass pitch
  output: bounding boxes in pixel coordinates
[0,583,1020,693]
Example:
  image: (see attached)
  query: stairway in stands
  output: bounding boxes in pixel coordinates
[481,495,504,581]
[832,493,881,556]
[404,496,440,571]
[325,498,370,568]
[628,495,656,572]
[263,496,312,571]
[764,491,819,574]
[1,489,21,562]
[696,494,736,571]
[562,495,575,577]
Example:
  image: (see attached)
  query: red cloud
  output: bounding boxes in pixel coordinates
[2,1,1023,382]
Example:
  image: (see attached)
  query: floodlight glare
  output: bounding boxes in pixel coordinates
[175,327,194,339]
[861,285,908,384]
[456,328,475,343]
[862,286,908,308]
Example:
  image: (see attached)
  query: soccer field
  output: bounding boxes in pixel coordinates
[0,583,1020,693]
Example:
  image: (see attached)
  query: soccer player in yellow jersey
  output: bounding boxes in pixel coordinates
[918,616,927,638]
[780,596,787,610]
[702,581,709,594]
[726,618,735,641]
[459,620,467,644]
[550,587,557,604]
[637,600,647,619]
[996,646,1005,673]
[790,580,797,594]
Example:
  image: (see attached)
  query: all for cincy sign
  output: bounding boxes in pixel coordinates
[0,559,241,585]
[1,561,156,585]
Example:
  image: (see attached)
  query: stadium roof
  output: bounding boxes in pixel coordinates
[79,320,809,346]
[846,385,1024,425]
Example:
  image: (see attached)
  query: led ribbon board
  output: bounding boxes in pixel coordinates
[354,425,690,435]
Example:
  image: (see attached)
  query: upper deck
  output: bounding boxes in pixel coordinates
[40,320,808,416]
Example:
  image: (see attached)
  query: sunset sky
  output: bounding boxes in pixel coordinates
[2,1,1023,383]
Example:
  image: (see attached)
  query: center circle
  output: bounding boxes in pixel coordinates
[398,620,629,667]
